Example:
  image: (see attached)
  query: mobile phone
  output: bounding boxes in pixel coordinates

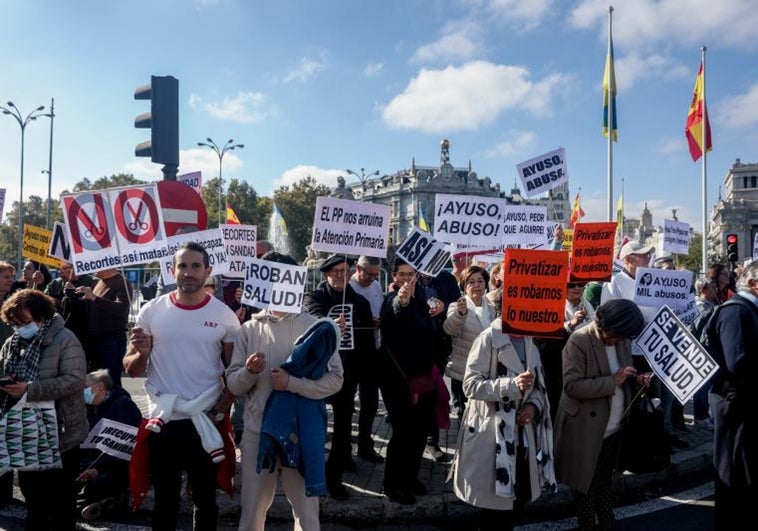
[0,376,15,388]
[64,288,77,298]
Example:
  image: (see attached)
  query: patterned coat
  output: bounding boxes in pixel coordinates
[451,321,556,510]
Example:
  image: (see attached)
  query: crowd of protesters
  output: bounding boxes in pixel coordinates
[0,229,753,531]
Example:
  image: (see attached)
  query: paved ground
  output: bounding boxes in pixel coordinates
[0,376,715,530]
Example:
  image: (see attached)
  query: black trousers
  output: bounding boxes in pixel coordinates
[18,447,80,531]
[383,388,435,489]
[148,419,219,531]
[478,444,530,531]
[326,367,359,487]
[574,432,621,531]
[357,357,380,449]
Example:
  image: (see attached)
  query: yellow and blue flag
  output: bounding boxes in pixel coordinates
[602,31,618,142]
[419,206,429,232]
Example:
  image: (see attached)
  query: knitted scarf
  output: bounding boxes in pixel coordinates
[0,320,50,416]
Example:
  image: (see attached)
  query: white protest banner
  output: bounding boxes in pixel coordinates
[673,294,698,327]
[633,267,692,310]
[395,227,454,277]
[434,193,505,247]
[516,147,568,198]
[662,219,690,255]
[81,418,138,462]
[242,257,307,313]
[177,171,202,194]
[327,304,354,350]
[221,224,257,279]
[159,228,228,285]
[501,205,550,247]
[312,197,390,258]
[0,188,5,222]
[61,184,172,275]
[634,306,718,405]
[48,222,71,262]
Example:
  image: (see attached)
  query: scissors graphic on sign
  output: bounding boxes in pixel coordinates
[84,225,106,239]
[127,202,149,231]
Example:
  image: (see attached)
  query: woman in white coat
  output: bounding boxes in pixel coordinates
[451,319,556,530]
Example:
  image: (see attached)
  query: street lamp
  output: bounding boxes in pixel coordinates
[41,98,55,230]
[346,167,380,183]
[197,138,244,226]
[1,101,46,271]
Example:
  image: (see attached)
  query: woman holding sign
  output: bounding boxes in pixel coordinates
[553,298,651,530]
[450,314,556,530]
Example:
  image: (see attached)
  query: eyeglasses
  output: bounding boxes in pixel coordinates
[567,282,586,289]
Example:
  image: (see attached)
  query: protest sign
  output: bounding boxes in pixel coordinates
[434,193,506,247]
[673,294,698,326]
[177,171,202,194]
[312,197,390,258]
[81,418,138,461]
[516,147,568,198]
[561,228,573,251]
[634,306,718,404]
[395,227,453,277]
[327,304,354,350]
[501,249,568,338]
[242,257,307,313]
[633,267,692,310]
[158,228,228,285]
[662,219,690,255]
[501,205,550,248]
[61,184,171,275]
[0,188,5,222]
[221,224,257,279]
[48,222,71,262]
[22,224,62,268]
[569,222,616,282]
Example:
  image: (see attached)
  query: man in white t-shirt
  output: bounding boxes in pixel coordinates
[124,242,240,531]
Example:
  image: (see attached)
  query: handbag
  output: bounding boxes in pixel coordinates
[0,395,62,473]
[618,388,670,474]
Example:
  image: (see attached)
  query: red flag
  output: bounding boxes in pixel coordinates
[226,204,241,225]
[685,62,712,162]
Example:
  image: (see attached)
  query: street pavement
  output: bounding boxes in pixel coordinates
[1,376,715,530]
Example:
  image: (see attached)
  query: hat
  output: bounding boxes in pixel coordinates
[619,241,655,261]
[653,255,674,267]
[319,254,354,272]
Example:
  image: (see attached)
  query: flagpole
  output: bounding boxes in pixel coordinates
[700,45,708,276]
[606,5,614,222]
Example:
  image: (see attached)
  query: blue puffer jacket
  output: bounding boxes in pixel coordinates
[257,318,339,496]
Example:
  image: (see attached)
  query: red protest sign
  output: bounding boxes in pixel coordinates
[569,222,616,282]
[502,248,568,338]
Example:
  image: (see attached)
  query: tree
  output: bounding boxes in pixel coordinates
[0,195,60,267]
[273,176,330,262]
[71,173,145,192]
[202,177,266,231]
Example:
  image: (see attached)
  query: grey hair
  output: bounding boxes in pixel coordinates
[357,255,381,267]
[86,369,114,390]
[737,260,758,292]
[695,278,716,292]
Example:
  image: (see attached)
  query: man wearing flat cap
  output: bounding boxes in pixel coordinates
[305,255,374,500]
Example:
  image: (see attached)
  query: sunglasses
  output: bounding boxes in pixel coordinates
[567,283,586,289]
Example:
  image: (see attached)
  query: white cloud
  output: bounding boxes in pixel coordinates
[485,130,537,157]
[122,148,244,182]
[363,62,384,77]
[657,137,683,155]
[614,51,688,91]
[198,91,275,124]
[272,165,344,190]
[411,21,482,64]
[283,54,327,83]
[569,0,758,51]
[716,80,758,128]
[382,61,570,133]
[485,0,554,31]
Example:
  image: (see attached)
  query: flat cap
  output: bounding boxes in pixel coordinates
[319,254,354,272]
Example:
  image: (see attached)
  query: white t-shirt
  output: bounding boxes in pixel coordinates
[604,344,625,437]
[138,292,241,399]
[349,277,384,349]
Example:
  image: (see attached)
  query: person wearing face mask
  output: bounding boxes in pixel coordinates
[77,369,142,520]
[0,289,87,531]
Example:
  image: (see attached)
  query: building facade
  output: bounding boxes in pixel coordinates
[709,158,758,262]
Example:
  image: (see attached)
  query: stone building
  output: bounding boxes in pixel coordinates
[344,139,570,247]
[708,158,758,262]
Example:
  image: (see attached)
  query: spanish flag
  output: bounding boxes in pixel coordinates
[419,206,429,232]
[602,28,618,142]
[568,192,585,228]
[685,61,712,162]
[226,204,241,225]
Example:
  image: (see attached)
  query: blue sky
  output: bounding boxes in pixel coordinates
[2,0,758,235]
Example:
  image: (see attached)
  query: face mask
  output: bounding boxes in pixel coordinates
[16,323,39,340]
[83,387,95,405]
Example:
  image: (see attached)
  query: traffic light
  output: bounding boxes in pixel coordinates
[134,75,179,179]
[726,233,739,264]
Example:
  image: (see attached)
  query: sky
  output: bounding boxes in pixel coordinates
[2,0,758,236]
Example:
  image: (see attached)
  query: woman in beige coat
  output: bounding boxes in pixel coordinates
[451,319,556,530]
[553,298,651,530]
